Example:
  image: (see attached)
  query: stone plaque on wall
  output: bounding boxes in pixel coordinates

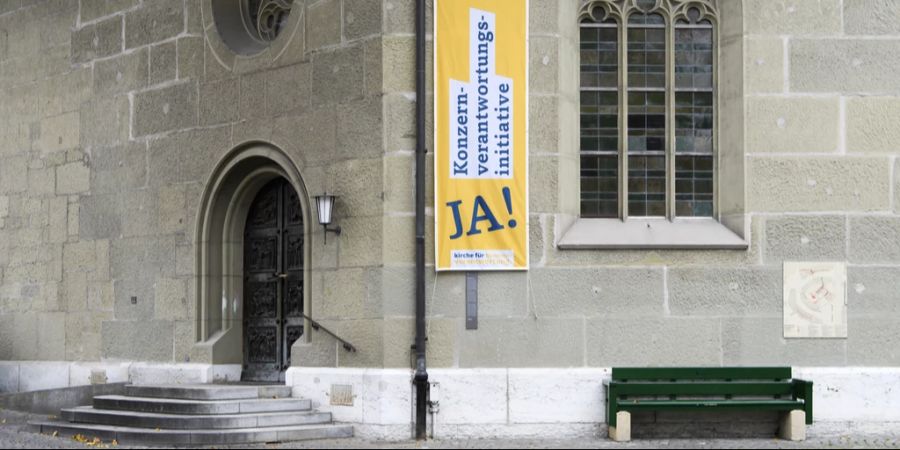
[783,262,848,339]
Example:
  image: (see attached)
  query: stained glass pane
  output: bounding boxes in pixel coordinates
[628,155,666,217]
[627,14,665,89]
[675,27,713,89]
[581,91,619,152]
[581,155,619,218]
[675,155,714,217]
[675,92,713,154]
[628,91,665,152]
[580,26,618,89]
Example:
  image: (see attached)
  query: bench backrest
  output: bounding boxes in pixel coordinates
[611,367,792,382]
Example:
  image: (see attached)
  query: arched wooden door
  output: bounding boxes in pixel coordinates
[242,178,304,382]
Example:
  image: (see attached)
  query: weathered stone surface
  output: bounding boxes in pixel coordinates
[460,318,584,368]
[848,267,900,316]
[530,36,559,94]
[155,277,187,321]
[530,268,664,317]
[748,157,890,212]
[56,162,91,195]
[530,95,559,153]
[336,96,382,160]
[764,215,846,263]
[745,0,841,35]
[363,37,382,97]
[746,38,784,94]
[124,0,183,49]
[586,317,721,366]
[93,49,148,95]
[200,78,239,125]
[133,82,198,137]
[102,319,174,361]
[90,142,147,195]
[80,95,129,148]
[306,0,342,50]
[895,158,900,214]
[530,156,559,212]
[71,16,122,64]
[476,272,529,318]
[312,46,365,106]
[847,317,900,365]
[344,0,381,41]
[150,41,177,85]
[319,268,381,320]
[843,0,900,35]
[381,37,414,93]
[266,63,312,116]
[80,0,139,22]
[668,268,782,317]
[35,112,80,155]
[722,318,845,366]
[847,97,900,153]
[848,216,900,264]
[148,126,230,185]
[176,37,204,81]
[791,39,900,94]
[747,97,839,153]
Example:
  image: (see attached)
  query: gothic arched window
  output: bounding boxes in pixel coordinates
[579,0,718,219]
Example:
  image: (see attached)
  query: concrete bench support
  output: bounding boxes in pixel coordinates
[779,410,807,441]
[608,411,631,442]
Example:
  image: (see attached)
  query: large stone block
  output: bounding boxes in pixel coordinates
[90,142,147,194]
[0,313,37,360]
[155,277,187,320]
[530,36,559,94]
[133,82,198,137]
[530,156,559,212]
[93,48,148,95]
[0,156,27,194]
[381,36,414,93]
[843,0,900,35]
[382,318,457,368]
[747,97,839,153]
[148,126,231,185]
[459,318,584,368]
[37,311,66,360]
[56,161,91,195]
[764,215,846,263]
[80,95,130,148]
[586,317,721,366]
[848,267,900,316]
[306,0,342,50]
[384,155,414,212]
[363,37,382,97]
[529,95,559,153]
[124,0,183,49]
[102,319,174,361]
[896,158,900,214]
[71,16,122,64]
[744,0,841,35]
[312,46,365,106]
[336,97,383,160]
[176,37,204,81]
[847,97,900,153]
[150,41,176,85]
[472,271,529,318]
[79,194,122,240]
[318,268,381,320]
[791,39,900,95]
[344,0,381,41]
[266,63,312,116]
[271,106,336,165]
[80,0,139,22]
[746,38,784,94]
[848,216,900,264]
[529,268,664,317]
[530,0,558,34]
[19,362,70,392]
[384,93,414,152]
[722,318,845,366]
[748,157,890,212]
[200,78,239,125]
[668,267,782,317]
[847,317,900,365]
[0,363,19,393]
[35,111,80,155]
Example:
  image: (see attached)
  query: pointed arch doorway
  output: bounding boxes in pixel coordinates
[242,178,305,382]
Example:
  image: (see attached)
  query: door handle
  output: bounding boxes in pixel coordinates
[272,273,288,279]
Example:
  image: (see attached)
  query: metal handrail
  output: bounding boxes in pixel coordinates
[300,313,357,353]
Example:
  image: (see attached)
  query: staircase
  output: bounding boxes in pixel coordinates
[29,384,353,446]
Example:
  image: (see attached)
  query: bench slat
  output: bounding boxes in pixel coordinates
[612,367,792,381]
[617,399,804,412]
[609,381,794,397]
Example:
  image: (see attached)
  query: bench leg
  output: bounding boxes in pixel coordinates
[608,411,631,442]
[779,410,806,441]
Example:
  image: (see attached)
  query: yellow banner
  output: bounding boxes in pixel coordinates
[435,0,529,271]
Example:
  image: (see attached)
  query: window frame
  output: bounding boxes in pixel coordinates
[578,0,720,222]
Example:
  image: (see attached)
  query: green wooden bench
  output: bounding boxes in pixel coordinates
[605,367,813,442]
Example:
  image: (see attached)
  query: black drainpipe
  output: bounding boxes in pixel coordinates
[413,0,430,441]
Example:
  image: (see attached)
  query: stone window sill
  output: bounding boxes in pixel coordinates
[558,218,748,250]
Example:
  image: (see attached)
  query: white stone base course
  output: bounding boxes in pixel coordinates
[287,367,900,440]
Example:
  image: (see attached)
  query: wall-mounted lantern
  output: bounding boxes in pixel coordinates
[314,193,342,244]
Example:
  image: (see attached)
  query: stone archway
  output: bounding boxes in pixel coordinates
[192,143,312,371]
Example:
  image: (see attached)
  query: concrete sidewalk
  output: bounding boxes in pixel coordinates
[2,409,897,449]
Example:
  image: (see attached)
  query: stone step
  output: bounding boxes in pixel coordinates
[30,420,354,446]
[93,395,312,415]
[124,384,293,401]
[61,406,333,430]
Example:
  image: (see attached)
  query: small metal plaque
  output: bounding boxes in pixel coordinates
[330,384,354,406]
[466,272,478,330]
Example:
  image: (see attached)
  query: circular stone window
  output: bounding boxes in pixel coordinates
[212,0,294,56]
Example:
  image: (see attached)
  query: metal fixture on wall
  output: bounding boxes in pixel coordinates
[314,193,342,244]
[413,0,429,441]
